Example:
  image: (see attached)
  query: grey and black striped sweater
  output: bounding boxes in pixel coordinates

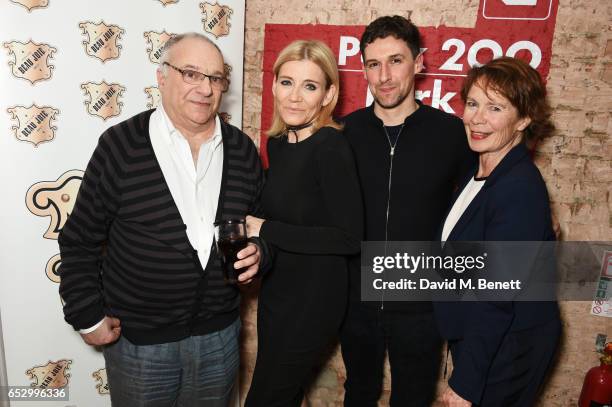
[58,109,265,345]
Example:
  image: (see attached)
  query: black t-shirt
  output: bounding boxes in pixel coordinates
[383,124,404,147]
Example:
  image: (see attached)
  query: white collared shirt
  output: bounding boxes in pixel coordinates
[80,106,223,334]
[150,104,224,267]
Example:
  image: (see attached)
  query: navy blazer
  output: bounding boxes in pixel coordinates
[434,143,560,403]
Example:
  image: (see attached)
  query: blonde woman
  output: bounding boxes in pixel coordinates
[244,40,363,406]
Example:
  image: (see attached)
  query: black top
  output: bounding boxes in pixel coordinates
[257,126,363,357]
[383,124,403,146]
[260,126,363,256]
[344,101,475,242]
[343,101,476,309]
[247,127,363,404]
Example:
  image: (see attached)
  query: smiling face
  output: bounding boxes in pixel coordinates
[463,81,531,168]
[156,36,225,135]
[363,36,422,111]
[272,59,335,130]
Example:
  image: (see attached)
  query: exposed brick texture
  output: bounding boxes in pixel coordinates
[240,1,612,405]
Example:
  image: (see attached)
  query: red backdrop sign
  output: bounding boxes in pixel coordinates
[260,0,559,165]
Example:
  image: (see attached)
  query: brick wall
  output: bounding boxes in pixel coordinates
[239,1,612,405]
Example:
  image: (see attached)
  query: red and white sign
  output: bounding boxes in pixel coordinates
[260,0,559,165]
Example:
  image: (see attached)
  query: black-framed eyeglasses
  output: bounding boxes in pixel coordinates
[163,62,229,91]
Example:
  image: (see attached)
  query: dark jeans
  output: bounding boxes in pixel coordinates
[103,319,240,407]
[340,302,443,407]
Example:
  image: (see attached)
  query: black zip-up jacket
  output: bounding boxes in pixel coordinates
[343,101,475,312]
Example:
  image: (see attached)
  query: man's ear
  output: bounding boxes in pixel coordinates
[361,47,368,80]
[414,52,424,75]
[156,68,165,89]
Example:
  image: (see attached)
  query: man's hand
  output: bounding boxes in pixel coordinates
[437,387,472,407]
[80,316,121,346]
[234,242,260,284]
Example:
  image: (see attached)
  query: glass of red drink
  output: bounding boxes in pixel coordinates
[214,219,248,284]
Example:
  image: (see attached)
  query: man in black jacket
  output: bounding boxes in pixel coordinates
[340,16,474,406]
[59,33,266,407]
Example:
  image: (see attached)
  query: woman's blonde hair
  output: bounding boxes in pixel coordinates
[267,40,342,138]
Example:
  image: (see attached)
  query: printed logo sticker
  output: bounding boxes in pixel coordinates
[200,2,233,38]
[25,169,84,240]
[46,254,61,283]
[145,86,161,109]
[26,360,72,389]
[3,40,57,84]
[144,31,175,64]
[79,21,125,62]
[93,368,109,395]
[9,0,49,12]
[7,104,59,147]
[82,81,126,120]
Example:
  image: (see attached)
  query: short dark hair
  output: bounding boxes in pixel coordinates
[360,15,421,60]
[461,57,555,142]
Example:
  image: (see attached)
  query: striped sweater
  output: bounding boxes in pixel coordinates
[58,109,265,345]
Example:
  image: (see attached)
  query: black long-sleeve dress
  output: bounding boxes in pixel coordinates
[245,126,363,406]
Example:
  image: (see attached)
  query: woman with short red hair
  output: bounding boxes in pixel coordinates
[435,57,561,406]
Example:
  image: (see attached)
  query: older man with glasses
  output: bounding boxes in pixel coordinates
[58,32,268,407]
